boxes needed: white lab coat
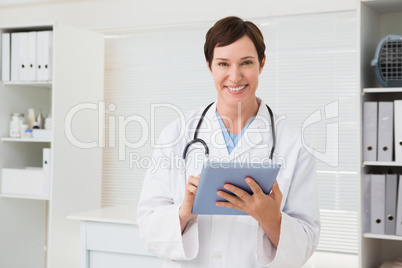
[137,99,320,268]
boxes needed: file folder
[395,101,402,163]
[27,31,37,81]
[385,174,398,235]
[371,174,385,234]
[364,174,372,232]
[396,174,402,236]
[11,32,20,81]
[1,33,10,81]
[18,32,29,81]
[364,102,378,161]
[378,102,393,162]
[43,148,51,197]
[37,31,52,81]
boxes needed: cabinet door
[84,222,163,268]
[86,222,150,255]
[89,251,162,268]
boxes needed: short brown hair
[204,16,266,69]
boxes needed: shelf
[363,161,402,167]
[362,0,402,13]
[363,233,402,241]
[2,81,52,88]
[360,0,402,266]
[0,23,53,32]
[0,22,104,268]
[0,193,49,201]
[1,137,51,143]
[363,88,402,94]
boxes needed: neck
[216,98,259,134]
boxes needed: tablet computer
[192,161,281,215]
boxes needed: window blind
[103,11,358,254]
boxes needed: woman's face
[209,35,265,110]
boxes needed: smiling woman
[102,9,360,266]
[137,16,320,268]
[210,35,265,134]
[205,17,266,133]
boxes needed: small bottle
[24,129,33,138]
[20,124,28,138]
[27,108,36,130]
[9,113,23,138]
[37,110,44,129]
[45,115,52,130]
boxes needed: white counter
[68,204,162,268]
[68,204,138,225]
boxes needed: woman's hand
[216,178,283,248]
[179,174,200,233]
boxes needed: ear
[259,55,266,74]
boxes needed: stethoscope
[182,102,276,164]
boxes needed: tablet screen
[192,161,280,215]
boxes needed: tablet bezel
[192,161,281,215]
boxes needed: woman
[138,16,320,268]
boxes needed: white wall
[0,0,357,30]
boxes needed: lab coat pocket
[236,215,259,240]
[237,215,258,226]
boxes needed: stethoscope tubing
[182,102,276,161]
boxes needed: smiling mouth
[226,85,247,92]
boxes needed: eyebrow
[214,56,256,61]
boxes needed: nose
[229,66,242,83]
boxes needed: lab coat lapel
[198,99,274,162]
[228,101,271,161]
[229,127,263,161]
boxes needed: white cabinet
[360,1,402,267]
[0,23,104,268]
[68,205,163,268]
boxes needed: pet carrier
[371,34,402,87]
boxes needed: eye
[218,62,229,67]
[242,60,253,65]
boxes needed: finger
[216,200,241,210]
[188,176,199,187]
[271,180,280,193]
[185,184,198,195]
[270,181,283,198]
[245,177,264,195]
[217,190,242,206]
[223,184,250,201]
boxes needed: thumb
[184,182,198,205]
[270,181,282,198]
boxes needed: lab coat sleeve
[256,147,320,267]
[137,125,200,261]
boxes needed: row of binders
[365,173,402,236]
[1,31,53,82]
[363,101,402,162]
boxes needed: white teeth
[227,85,246,91]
